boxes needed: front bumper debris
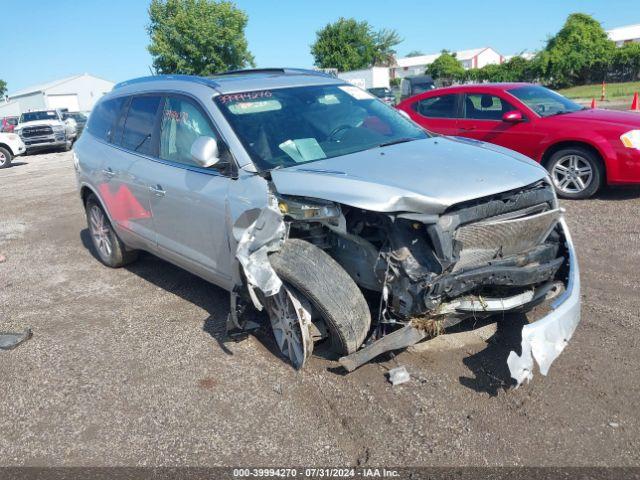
[507,218,581,386]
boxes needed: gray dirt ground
[0,151,639,467]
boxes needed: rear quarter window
[86,97,127,142]
[413,94,459,118]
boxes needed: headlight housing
[620,130,640,149]
[277,195,341,221]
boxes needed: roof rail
[213,68,336,78]
[113,74,220,90]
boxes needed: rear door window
[86,97,126,142]
[121,95,162,155]
[463,94,517,120]
[413,94,460,118]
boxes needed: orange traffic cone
[591,98,597,109]
[631,92,640,111]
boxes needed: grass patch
[559,81,640,100]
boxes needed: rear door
[405,93,461,135]
[456,92,535,156]
[141,94,233,285]
[99,94,161,249]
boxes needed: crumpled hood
[271,137,548,215]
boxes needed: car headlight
[620,130,640,149]
[53,125,64,132]
[277,196,341,221]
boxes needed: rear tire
[269,238,371,355]
[546,147,603,199]
[85,194,138,268]
[0,147,12,169]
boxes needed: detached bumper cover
[507,218,581,386]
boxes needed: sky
[3,0,639,93]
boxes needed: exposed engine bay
[288,181,565,312]
[236,178,578,385]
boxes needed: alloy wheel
[551,154,593,195]
[89,205,113,259]
[265,286,313,369]
[0,151,6,167]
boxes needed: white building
[337,67,390,89]
[391,47,504,79]
[0,73,114,117]
[607,24,640,47]
[503,52,537,62]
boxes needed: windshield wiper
[377,137,417,148]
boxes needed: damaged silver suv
[74,69,581,385]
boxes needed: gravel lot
[1,150,639,467]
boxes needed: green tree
[406,50,424,57]
[611,42,640,81]
[373,28,402,66]
[426,51,465,84]
[147,0,254,76]
[538,13,615,87]
[0,79,6,97]
[311,18,401,71]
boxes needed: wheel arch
[0,142,14,156]
[79,184,117,226]
[541,140,607,183]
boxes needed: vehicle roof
[424,83,533,94]
[113,69,344,95]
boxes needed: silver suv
[74,69,581,385]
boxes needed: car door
[456,92,537,157]
[405,93,462,135]
[97,95,158,250]
[140,94,234,285]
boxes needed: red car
[397,83,640,199]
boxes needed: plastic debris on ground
[0,328,32,350]
[387,366,411,386]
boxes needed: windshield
[64,112,87,121]
[368,87,392,97]
[215,84,428,170]
[20,111,58,123]
[412,83,434,95]
[508,85,584,117]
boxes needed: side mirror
[190,136,220,168]
[502,110,524,123]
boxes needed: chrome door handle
[102,167,116,178]
[149,185,166,197]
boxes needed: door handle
[459,126,476,131]
[102,167,116,178]
[149,185,166,197]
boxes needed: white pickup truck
[14,109,75,153]
[0,132,26,168]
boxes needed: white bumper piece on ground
[507,218,581,386]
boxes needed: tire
[269,238,371,355]
[62,142,72,152]
[0,146,12,169]
[546,147,604,199]
[85,194,138,267]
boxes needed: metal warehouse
[0,73,114,117]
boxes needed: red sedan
[397,83,640,199]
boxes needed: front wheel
[267,239,371,367]
[547,147,603,199]
[0,147,13,169]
